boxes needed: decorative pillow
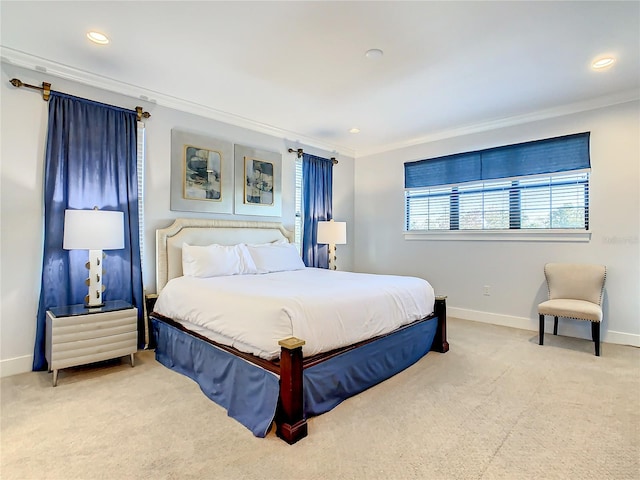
[182,243,257,278]
[245,242,305,274]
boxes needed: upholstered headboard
[156,218,294,293]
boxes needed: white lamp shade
[317,221,347,245]
[63,209,125,250]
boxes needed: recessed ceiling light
[87,31,109,45]
[592,56,615,70]
[365,49,383,60]
[349,128,360,134]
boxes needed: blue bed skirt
[152,316,438,437]
[303,316,438,416]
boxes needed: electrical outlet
[483,285,491,296]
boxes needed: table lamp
[63,208,124,308]
[317,220,347,270]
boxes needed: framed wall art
[234,144,282,217]
[170,129,233,214]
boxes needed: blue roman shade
[404,132,590,188]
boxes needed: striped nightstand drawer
[45,302,138,386]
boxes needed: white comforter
[154,268,435,360]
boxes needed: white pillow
[248,238,289,246]
[182,243,257,278]
[245,242,305,274]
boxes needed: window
[136,120,146,265]
[294,157,303,251]
[404,133,590,234]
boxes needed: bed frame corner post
[432,295,449,353]
[276,337,308,444]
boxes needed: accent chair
[538,263,606,356]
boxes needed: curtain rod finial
[9,78,50,101]
[135,106,151,121]
[287,148,303,158]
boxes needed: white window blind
[294,157,303,251]
[405,172,589,231]
[136,121,146,266]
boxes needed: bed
[150,218,448,444]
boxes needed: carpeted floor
[1,318,639,479]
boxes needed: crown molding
[0,47,356,158]
[356,88,640,157]
[3,46,637,160]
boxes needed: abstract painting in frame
[234,144,282,216]
[170,129,233,214]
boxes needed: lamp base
[85,249,106,308]
[84,298,105,309]
[328,244,337,270]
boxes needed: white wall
[0,64,355,375]
[354,101,640,346]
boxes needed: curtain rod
[287,148,338,164]
[9,78,151,121]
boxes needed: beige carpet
[1,318,639,480]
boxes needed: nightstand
[45,300,138,386]
[145,293,158,320]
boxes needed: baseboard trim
[448,307,640,348]
[0,355,33,378]
[605,330,640,348]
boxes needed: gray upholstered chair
[538,263,607,356]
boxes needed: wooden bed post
[431,296,449,353]
[276,337,308,444]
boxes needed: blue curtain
[33,92,144,371]
[405,132,590,188]
[301,154,333,268]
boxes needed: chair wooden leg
[553,316,558,335]
[539,314,545,345]
[592,321,600,356]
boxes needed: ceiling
[1,1,639,157]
